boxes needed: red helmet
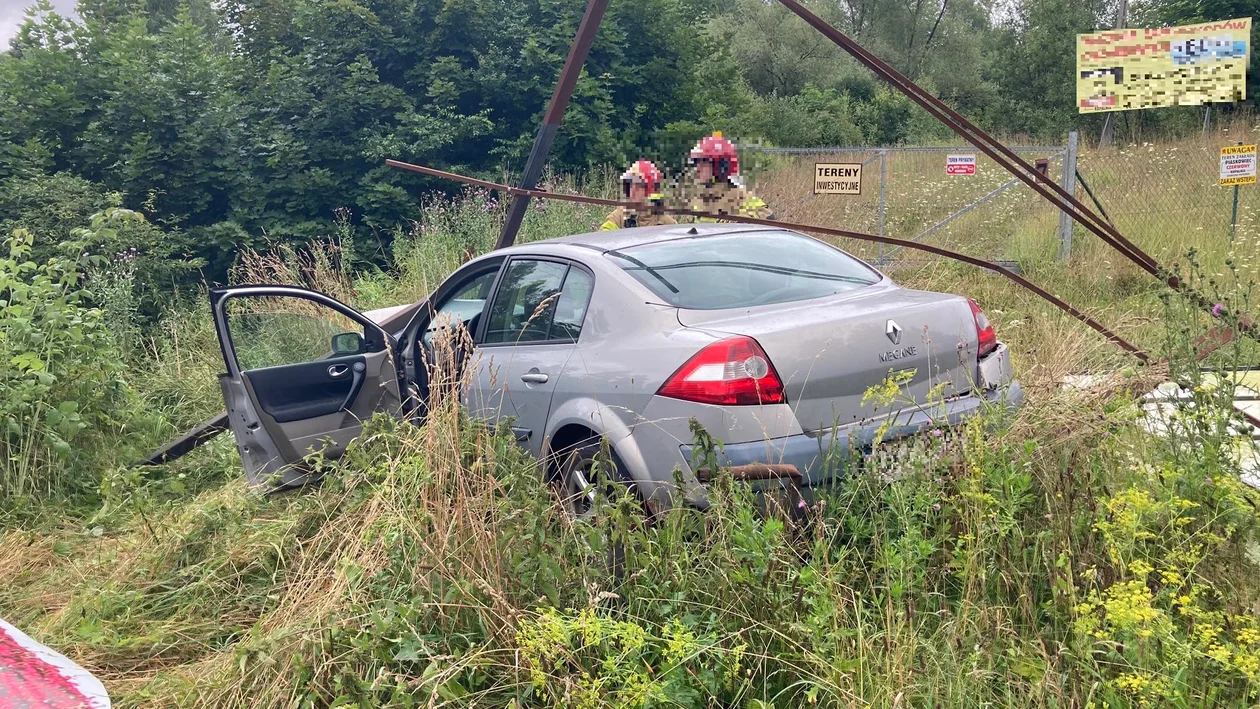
[621,159,663,194]
[689,131,739,180]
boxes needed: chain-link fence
[1073,135,1260,266]
[750,144,1070,267]
[750,132,1260,271]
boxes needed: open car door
[211,286,408,488]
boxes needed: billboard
[1077,18,1252,113]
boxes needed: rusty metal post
[878,150,887,261]
[495,0,609,251]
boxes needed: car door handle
[520,371,549,384]
[328,364,350,378]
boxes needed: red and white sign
[946,154,976,175]
[0,618,111,708]
[1220,144,1257,186]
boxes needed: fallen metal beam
[747,145,1066,154]
[135,413,229,467]
[387,158,1150,363]
[495,0,609,251]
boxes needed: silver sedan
[211,224,1021,512]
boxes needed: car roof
[498,222,789,255]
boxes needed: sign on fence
[946,154,976,176]
[1220,144,1257,186]
[1077,19,1252,113]
[813,163,862,194]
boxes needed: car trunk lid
[676,286,980,435]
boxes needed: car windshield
[606,231,880,310]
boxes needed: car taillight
[657,336,786,406]
[968,299,998,357]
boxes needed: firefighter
[685,132,774,222]
[600,159,676,230]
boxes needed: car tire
[552,438,636,520]
[552,437,645,580]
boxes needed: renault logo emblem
[886,319,902,345]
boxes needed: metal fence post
[1057,131,1079,261]
[1231,141,1243,241]
[878,150,887,261]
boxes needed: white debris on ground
[1064,369,1260,491]
[0,618,111,708]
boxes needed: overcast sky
[1,0,78,48]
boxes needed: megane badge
[886,319,902,345]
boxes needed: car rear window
[606,231,880,310]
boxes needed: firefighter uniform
[601,160,675,230]
[600,194,677,230]
[690,182,774,222]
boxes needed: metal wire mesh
[751,136,1260,275]
[1074,137,1260,264]
[750,145,1069,267]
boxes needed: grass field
[2,131,1260,707]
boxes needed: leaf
[10,351,45,372]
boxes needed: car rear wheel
[553,439,635,520]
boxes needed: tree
[985,0,1110,137]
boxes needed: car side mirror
[331,331,364,355]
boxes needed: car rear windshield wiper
[648,261,875,285]
[606,250,681,294]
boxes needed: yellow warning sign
[814,163,862,195]
[1220,143,1257,186]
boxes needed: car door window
[423,269,498,346]
[484,260,569,344]
[225,295,368,371]
[549,268,594,341]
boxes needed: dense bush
[0,229,142,503]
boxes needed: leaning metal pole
[495,0,609,251]
[773,0,1154,272]
[772,0,1260,343]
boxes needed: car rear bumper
[679,380,1023,490]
